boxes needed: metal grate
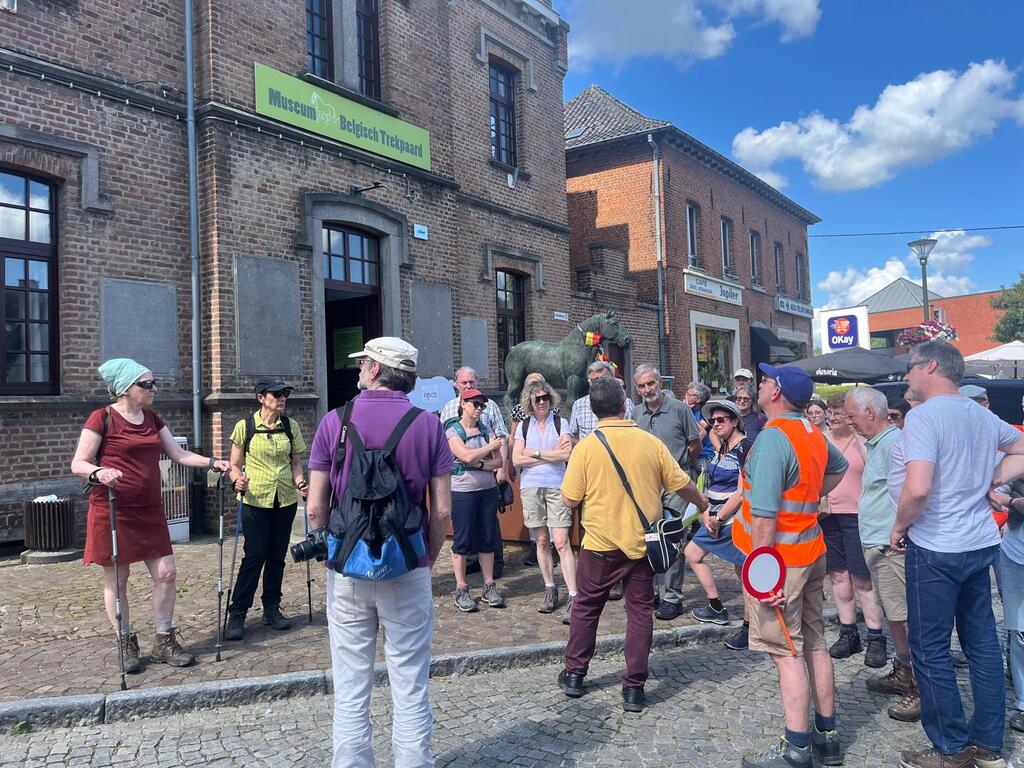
[160,437,190,541]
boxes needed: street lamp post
[908,238,938,322]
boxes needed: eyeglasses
[265,389,292,399]
[906,359,931,374]
[465,400,486,409]
[709,416,733,425]
[734,397,752,403]
[133,379,157,390]
[533,394,551,404]
[357,357,372,369]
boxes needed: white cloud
[813,229,992,312]
[733,60,1024,190]
[560,0,819,69]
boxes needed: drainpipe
[184,0,205,528]
[648,134,668,376]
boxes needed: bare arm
[291,453,308,499]
[71,428,123,486]
[994,454,1024,487]
[820,471,846,497]
[674,481,708,513]
[688,438,702,462]
[229,443,249,492]
[306,468,331,530]
[158,427,230,472]
[447,435,500,464]
[1002,433,1024,456]
[427,473,452,568]
[562,495,580,510]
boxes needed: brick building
[565,86,819,392]
[0,0,655,542]
[864,278,1005,356]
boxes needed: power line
[808,224,1024,238]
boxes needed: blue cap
[758,363,814,405]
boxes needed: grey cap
[702,399,745,431]
[959,384,988,401]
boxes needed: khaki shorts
[521,487,573,529]
[745,556,827,657]
[863,546,907,622]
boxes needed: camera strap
[328,400,355,511]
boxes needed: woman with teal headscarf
[71,358,231,673]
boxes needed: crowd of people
[69,337,1024,768]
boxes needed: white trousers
[327,567,435,768]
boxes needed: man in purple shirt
[306,337,453,768]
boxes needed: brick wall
[869,290,1005,356]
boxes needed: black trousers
[229,499,297,614]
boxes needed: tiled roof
[863,277,944,314]
[564,85,670,150]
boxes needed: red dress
[83,407,173,567]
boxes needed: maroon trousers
[564,548,656,688]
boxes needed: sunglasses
[133,379,157,390]
[709,416,734,425]
[264,389,292,398]
[533,394,551,403]
[906,359,931,374]
[465,400,486,409]
[734,397,752,403]
[887,412,900,421]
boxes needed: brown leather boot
[867,658,915,695]
[150,628,196,667]
[120,632,143,674]
[888,679,921,722]
[898,745,973,768]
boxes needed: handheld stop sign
[742,546,797,657]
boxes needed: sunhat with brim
[348,336,418,372]
[460,388,488,402]
[702,399,745,430]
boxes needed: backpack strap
[94,406,113,463]
[521,417,529,444]
[383,407,423,455]
[333,401,355,472]
[280,414,294,453]
[243,415,256,457]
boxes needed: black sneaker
[724,627,749,650]
[655,600,683,620]
[622,685,645,713]
[263,605,293,631]
[1009,710,1024,733]
[863,634,887,668]
[811,727,843,766]
[558,670,585,698]
[691,603,730,625]
[829,628,862,659]
[224,612,245,641]
[741,738,812,768]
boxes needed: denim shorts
[689,524,746,567]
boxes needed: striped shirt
[230,411,307,508]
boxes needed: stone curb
[2,607,843,730]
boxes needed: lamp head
[908,238,937,265]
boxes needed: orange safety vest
[733,416,828,567]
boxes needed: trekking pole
[223,498,244,636]
[108,485,128,691]
[215,472,226,662]
[303,511,313,624]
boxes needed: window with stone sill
[720,217,734,278]
[306,0,333,80]
[495,269,526,387]
[307,0,382,100]
[749,230,761,285]
[1,170,57,393]
[489,59,518,168]
[774,241,784,293]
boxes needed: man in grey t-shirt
[893,340,1024,768]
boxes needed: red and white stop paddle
[741,546,797,657]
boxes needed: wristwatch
[533,449,541,459]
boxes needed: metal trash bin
[23,497,76,551]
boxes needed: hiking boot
[829,627,862,659]
[741,738,812,768]
[867,658,915,695]
[562,596,573,626]
[811,727,843,766]
[120,632,143,674]
[263,604,293,631]
[607,582,623,601]
[691,603,730,625]
[864,634,888,667]
[482,582,505,608]
[888,684,922,722]
[724,626,749,650]
[1010,710,1024,733]
[558,670,584,698]
[454,587,478,613]
[655,600,683,620]
[622,685,645,713]
[972,747,1007,768]
[224,612,245,641]
[538,585,558,614]
[899,745,973,768]
[150,628,196,667]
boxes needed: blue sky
[553,0,1024,312]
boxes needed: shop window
[686,203,699,268]
[749,230,761,285]
[495,269,525,386]
[774,242,784,293]
[1,171,57,393]
[306,0,333,80]
[322,224,380,290]
[356,0,381,99]
[695,326,733,393]
[720,217,734,277]
[489,60,517,168]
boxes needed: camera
[291,526,329,563]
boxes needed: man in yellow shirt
[559,377,708,713]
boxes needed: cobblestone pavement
[2,642,1021,767]
[0,537,753,701]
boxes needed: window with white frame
[686,203,699,268]
[774,242,784,293]
[720,218,733,276]
[749,230,761,284]
[795,251,805,298]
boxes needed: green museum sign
[253,62,431,170]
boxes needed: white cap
[734,368,754,380]
[349,336,418,372]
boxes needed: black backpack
[242,414,294,457]
[520,414,561,444]
[327,401,426,580]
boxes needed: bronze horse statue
[503,311,633,411]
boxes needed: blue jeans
[906,541,1004,754]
